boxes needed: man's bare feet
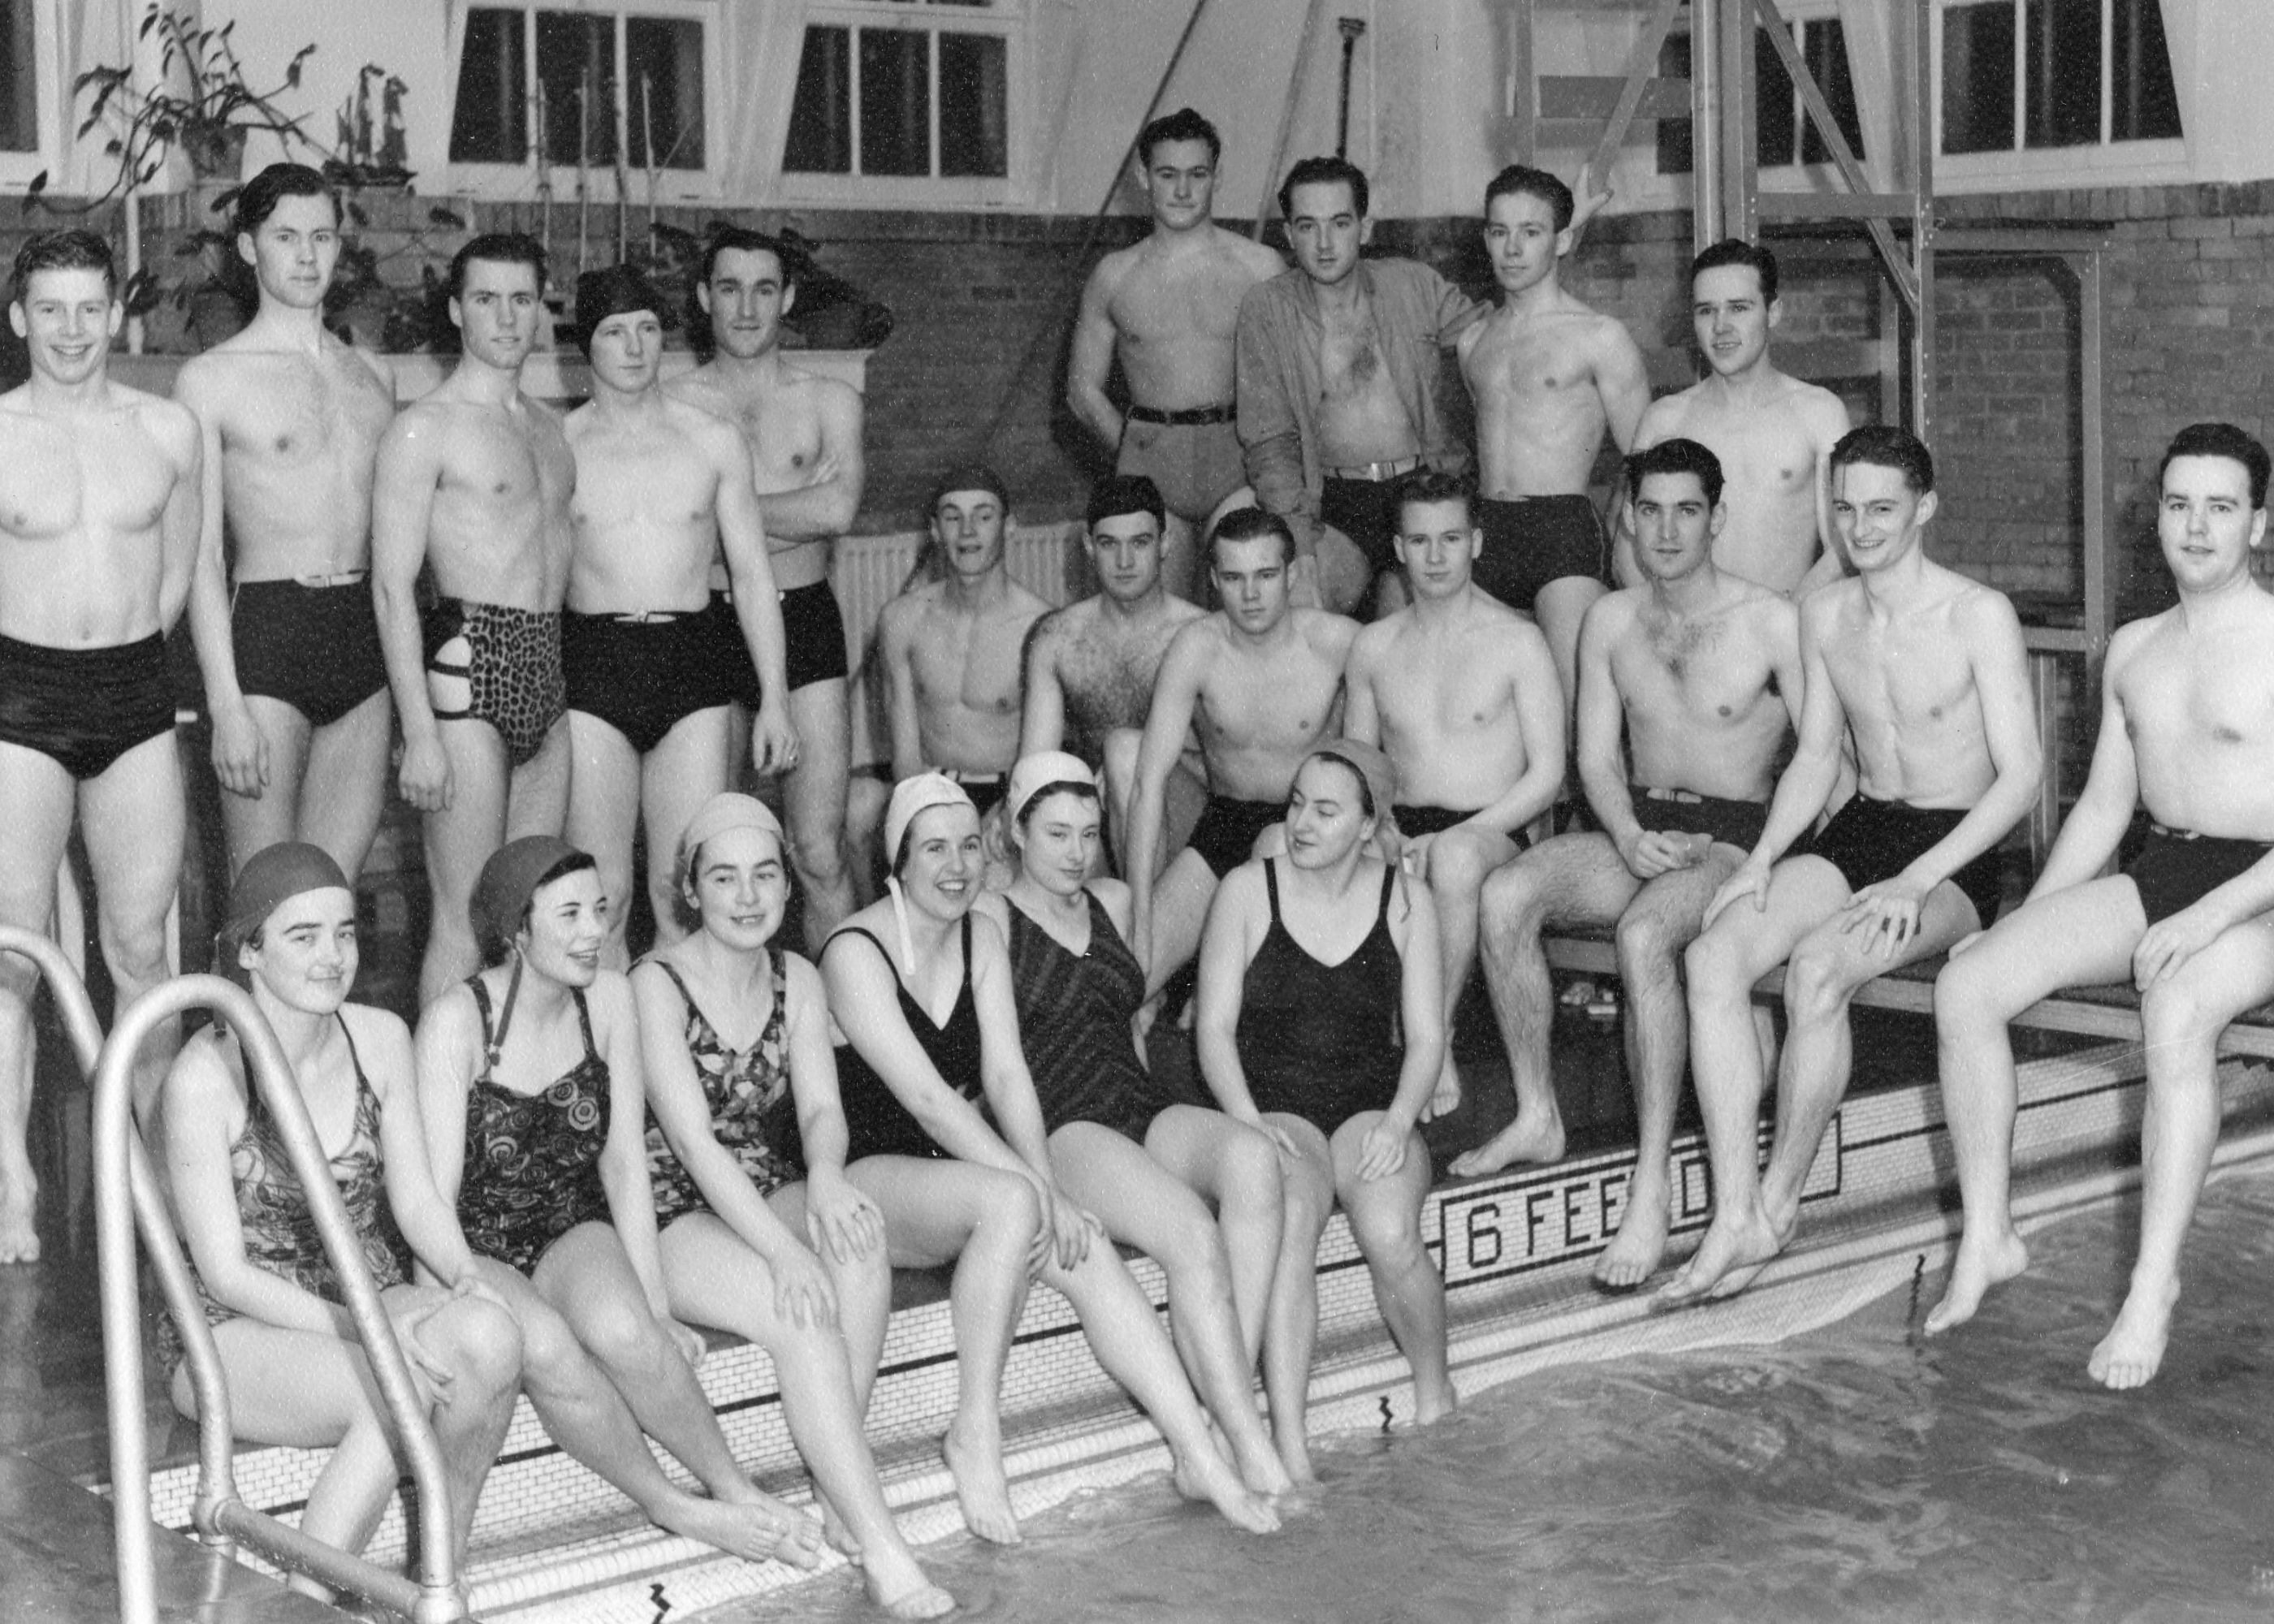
[1923,1227,2029,1337]
[941,1416,1021,1544]
[863,1544,957,1619]
[1593,1170,1671,1290]
[1421,1056,1462,1123]
[667,1492,827,1568]
[2088,1274,2179,1391]
[1655,1198,1790,1307]
[0,1174,39,1264]
[1172,1443,1282,1533]
[1448,1110,1567,1179]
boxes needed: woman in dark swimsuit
[633,793,950,1619]
[823,774,1278,1544]
[975,753,1293,1500]
[415,836,824,1572]
[1195,743,1453,1484]
[162,842,521,1603]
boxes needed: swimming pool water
[702,1161,2274,1623]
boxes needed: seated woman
[974,753,1292,1497]
[415,836,823,1570]
[162,842,523,1603]
[633,793,952,1618]
[1195,742,1454,1484]
[824,774,1280,1543]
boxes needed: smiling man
[0,230,201,1259]
[1930,423,2274,1389]
[1068,110,1285,602]
[373,232,576,1006]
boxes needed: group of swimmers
[2,94,2271,1614]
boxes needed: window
[450,4,710,174]
[784,1,1013,183]
[0,0,60,186]
[1940,0,2180,156]
[1656,11,1865,176]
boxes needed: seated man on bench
[1664,425,2040,1306]
[1931,422,2274,1389]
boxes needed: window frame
[772,0,1027,209]
[0,0,64,191]
[443,0,725,203]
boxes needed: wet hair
[1483,164,1574,233]
[234,162,339,239]
[574,264,667,360]
[478,851,596,965]
[2159,422,2272,510]
[1208,505,1297,568]
[1626,437,1727,509]
[1087,474,1165,533]
[1012,780,1100,833]
[1306,750,1377,820]
[1691,237,1779,305]
[1395,468,1473,531]
[1278,155,1369,222]
[1139,107,1222,170]
[700,226,796,292]
[12,230,117,302]
[448,231,547,300]
[1830,425,1935,497]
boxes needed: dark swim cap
[471,836,591,960]
[575,264,668,359]
[218,841,352,960]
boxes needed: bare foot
[0,1176,39,1265]
[2088,1275,2179,1391]
[1412,1379,1456,1427]
[667,1492,827,1569]
[941,1418,1020,1544]
[1273,1421,1317,1489]
[1227,1428,1296,1498]
[1655,1200,1788,1307]
[1593,1170,1671,1290]
[1448,1110,1567,1179]
[1923,1228,2029,1337]
[816,1493,862,1565]
[1173,1444,1281,1533]
[863,1543,956,1619]
[1420,1056,1461,1124]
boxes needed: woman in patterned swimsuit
[414,836,825,1571]
[161,842,521,1604]
[974,754,1295,1500]
[822,774,1279,1544]
[632,793,950,1619]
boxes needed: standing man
[1235,156,1488,615]
[670,228,866,948]
[176,163,398,880]
[373,234,574,1007]
[1458,164,1652,710]
[561,266,794,965]
[1664,426,2039,1305]
[1629,240,1850,595]
[1931,423,2274,1389]
[874,468,1051,816]
[1020,474,1208,870]
[0,230,201,1259]
[1067,108,1286,602]
[1456,441,1801,1291]
[1343,470,1564,1115]
[1128,508,1360,982]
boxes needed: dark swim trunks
[423,598,566,769]
[1475,495,1610,611]
[1391,804,1529,850]
[562,609,735,755]
[1809,793,2005,927]
[780,580,852,692]
[947,771,1008,818]
[1321,473,1412,576]
[231,577,389,729]
[1632,784,1770,854]
[1189,793,1285,878]
[1118,409,1245,525]
[0,631,175,780]
[2125,823,2274,926]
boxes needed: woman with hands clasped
[1195,743,1455,1485]
[631,793,951,1618]
[822,774,1280,1545]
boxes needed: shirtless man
[1931,423,2274,1389]
[1458,164,1651,709]
[561,266,794,965]
[669,228,865,948]
[373,234,574,1007]
[1236,156,1487,616]
[875,468,1051,816]
[1628,240,1850,595]
[176,164,397,879]
[1020,474,1208,871]
[1129,508,1360,982]
[1067,108,1286,602]
[1343,469,1563,1115]
[0,231,201,1259]
[1458,441,1803,1289]
[1663,425,2040,1305]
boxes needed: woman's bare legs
[1330,1112,1453,1424]
[771,1181,893,1411]
[1259,1112,1338,1487]
[1143,1105,1286,1363]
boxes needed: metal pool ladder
[63,944,469,1623]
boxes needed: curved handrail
[93,973,467,1624]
